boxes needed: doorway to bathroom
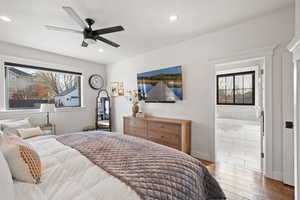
[215,59,264,172]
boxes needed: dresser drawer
[148,130,179,146]
[123,116,191,154]
[125,127,147,138]
[148,121,180,135]
[124,117,146,129]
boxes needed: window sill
[0,107,88,115]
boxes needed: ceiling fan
[45,6,125,48]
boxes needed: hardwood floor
[200,160,294,200]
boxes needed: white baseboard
[191,151,212,162]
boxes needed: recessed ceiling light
[0,16,12,22]
[98,48,104,53]
[169,15,178,22]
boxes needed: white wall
[216,106,258,121]
[0,41,106,134]
[107,7,294,180]
[296,0,300,37]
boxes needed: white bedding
[14,136,140,200]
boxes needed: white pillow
[1,137,41,184]
[0,151,15,200]
[2,118,32,137]
[0,118,19,131]
[17,127,43,139]
[25,135,56,142]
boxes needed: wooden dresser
[123,116,191,154]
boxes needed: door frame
[209,45,277,179]
[282,52,294,186]
[295,59,300,200]
[288,36,300,200]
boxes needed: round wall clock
[89,74,104,90]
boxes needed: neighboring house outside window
[5,62,82,110]
[217,71,255,105]
[8,68,35,98]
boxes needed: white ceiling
[0,0,293,64]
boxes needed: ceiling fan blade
[96,36,120,48]
[93,26,125,35]
[45,25,82,34]
[62,6,87,29]
[81,41,88,47]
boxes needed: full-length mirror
[96,89,111,132]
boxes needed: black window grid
[216,71,255,106]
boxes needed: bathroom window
[217,71,255,105]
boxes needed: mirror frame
[96,89,112,132]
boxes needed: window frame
[216,70,255,106]
[4,62,82,110]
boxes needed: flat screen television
[137,66,183,103]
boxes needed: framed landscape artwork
[137,66,183,103]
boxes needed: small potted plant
[125,90,139,117]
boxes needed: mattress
[14,136,140,200]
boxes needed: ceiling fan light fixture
[98,48,104,53]
[84,38,96,45]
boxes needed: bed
[4,131,225,200]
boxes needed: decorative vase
[132,103,139,117]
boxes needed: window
[5,62,82,110]
[217,71,255,105]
